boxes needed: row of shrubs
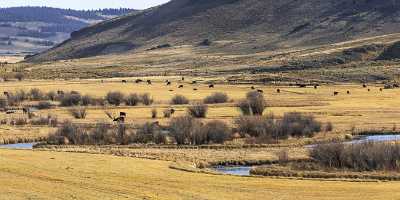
[48,111,329,145]
[235,112,330,143]
[0,115,58,127]
[1,88,230,108]
[48,117,232,145]
[171,92,229,105]
[310,142,400,171]
[0,88,156,108]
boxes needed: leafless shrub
[201,120,232,144]
[171,94,189,105]
[133,122,166,144]
[81,95,94,106]
[0,97,7,109]
[36,101,52,110]
[29,88,45,100]
[46,91,57,101]
[30,115,54,126]
[187,103,208,118]
[141,93,153,105]
[125,93,140,106]
[60,92,82,107]
[169,116,201,145]
[69,107,87,119]
[14,72,24,81]
[106,91,124,106]
[310,142,400,171]
[10,118,28,126]
[235,113,324,143]
[276,149,289,163]
[48,121,84,145]
[237,91,266,115]
[204,92,228,104]
[280,112,321,137]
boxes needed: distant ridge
[0,7,137,54]
[27,0,400,62]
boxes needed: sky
[0,0,171,10]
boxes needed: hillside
[27,0,400,62]
[0,7,136,55]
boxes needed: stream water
[0,143,36,149]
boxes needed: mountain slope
[0,7,136,54]
[27,0,400,62]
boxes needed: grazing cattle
[169,89,174,92]
[3,91,9,97]
[363,84,367,88]
[334,91,339,96]
[314,85,318,89]
[277,89,281,93]
[193,88,198,91]
[251,86,255,90]
[257,89,264,93]
[347,91,351,94]
[6,110,16,114]
[135,79,143,83]
[170,108,176,115]
[192,81,197,84]
[368,89,371,92]
[380,88,383,92]
[209,84,214,88]
[147,80,152,85]
[122,80,127,83]
[23,108,28,114]
[120,112,127,117]
[299,84,307,88]
[394,83,399,88]
[178,85,184,88]
[57,90,64,95]
[182,77,185,81]
[166,81,171,86]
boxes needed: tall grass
[310,142,400,171]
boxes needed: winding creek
[0,143,36,150]
[214,134,400,176]
[2,135,400,175]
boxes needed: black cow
[257,89,264,93]
[166,81,171,86]
[334,91,339,96]
[347,91,351,95]
[147,80,152,85]
[251,86,255,90]
[120,112,127,117]
[178,85,184,88]
[277,89,281,93]
[209,84,214,88]
[193,88,198,91]
[122,80,127,83]
[135,79,143,83]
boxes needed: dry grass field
[1,149,400,200]
[0,78,397,132]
